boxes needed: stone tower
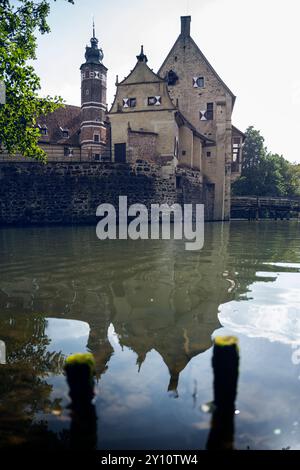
[80,23,108,159]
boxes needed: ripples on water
[0,221,300,449]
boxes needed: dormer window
[60,128,69,138]
[193,76,204,88]
[38,124,48,136]
[123,98,136,108]
[147,96,161,106]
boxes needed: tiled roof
[175,111,215,145]
[37,104,81,146]
[232,125,246,139]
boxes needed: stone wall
[0,161,173,225]
[0,161,212,226]
[176,166,214,220]
[127,130,158,162]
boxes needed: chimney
[181,16,191,37]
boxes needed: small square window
[193,76,204,88]
[182,150,186,156]
[129,98,136,108]
[62,130,69,138]
[94,154,100,161]
[148,96,161,106]
[200,103,214,121]
[122,97,136,108]
[94,134,100,143]
[64,147,73,157]
[207,151,211,157]
[148,96,156,106]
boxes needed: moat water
[0,221,300,450]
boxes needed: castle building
[0,16,244,221]
[108,16,244,220]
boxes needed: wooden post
[65,353,97,449]
[65,353,96,408]
[206,336,239,450]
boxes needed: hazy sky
[32,0,300,162]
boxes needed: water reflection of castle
[0,222,289,393]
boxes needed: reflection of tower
[80,22,108,160]
[87,324,114,381]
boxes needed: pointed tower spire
[136,351,147,372]
[93,18,95,38]
[90,19,99,51]
[84,21,103,63]
[136,45,148,63]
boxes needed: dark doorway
[114,143,126,162]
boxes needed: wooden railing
[231,196,300,219]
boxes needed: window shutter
[200,110,207,121]
[193,76,204,88]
